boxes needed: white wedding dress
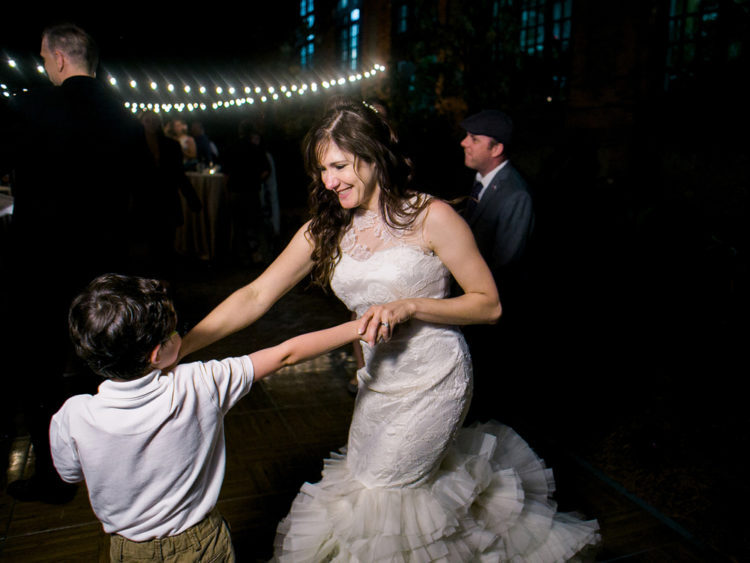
[274,202,599,562]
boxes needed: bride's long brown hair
[304,97,429,287]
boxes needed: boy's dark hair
[69,274,177,380]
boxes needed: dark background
[2,4,749,559]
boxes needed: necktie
[464,181,483,218]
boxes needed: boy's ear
[149,343,163,366]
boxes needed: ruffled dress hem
[273,421,600,562]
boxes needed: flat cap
[460,110,513,145]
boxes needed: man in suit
[458,110,535,427]
[0,23,150,502]
[460,110,534,291]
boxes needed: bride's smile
[319,141,380,211]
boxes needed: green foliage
[388,0,524,129]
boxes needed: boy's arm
[49,411,85,484]
[249,320,361,381]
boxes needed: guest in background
[0,22,152,503]
[190,121,220,169]
[222,120,270,265]
[137,111,202,282]
[164,118,198,170]
[251,130,281,254]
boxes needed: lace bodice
[332,204,450,317]
[339,207,432,261]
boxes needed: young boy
[49,273,360,562]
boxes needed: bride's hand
[358,300,416,346]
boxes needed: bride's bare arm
[179,222,316,359]
[359,199,501,345]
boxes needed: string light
[0,59,387,113]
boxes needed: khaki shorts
[109,507,235,562]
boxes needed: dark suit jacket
[464,161,534,301]
[2,75,151,285]
[0,75,153,361]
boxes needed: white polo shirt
[49,356,254,541]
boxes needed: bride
[179,98,599,561]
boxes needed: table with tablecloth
[175,172,230,262]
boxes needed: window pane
[669,19,681,42]
[702,0,719,10]
[684,15,695,40]
[685,42,696,64]
[399,5,408,33]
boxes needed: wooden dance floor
[0,261,728,562]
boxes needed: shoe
[7,475,78,504]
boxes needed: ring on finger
[380,321,390,328]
